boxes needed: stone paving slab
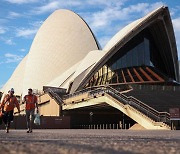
[0,129,180,154]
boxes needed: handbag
[34,113,40,125]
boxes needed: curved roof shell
[70,50,105,93]
[47,61,81,89]
[1,55,28,96]
[47,50,105,91]
[73,6,179,92]
[1,6,179,96]
[1,9,100,96]
[22,9,99,95]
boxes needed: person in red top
[0,88,20,133]
[23,88,38,133]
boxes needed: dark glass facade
[109,37,151,70]
[84,29,171,88]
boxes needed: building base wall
[0,116,70,129]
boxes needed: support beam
[133,68,144,82]
[127,69,135,82]
[121,70,126,83]
[139,67,153,81]
[146,67,164,82]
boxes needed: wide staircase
[62,85,171,130]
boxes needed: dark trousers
[3,110,14,128]
[26,109,35,130]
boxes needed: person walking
[0,88,20,133]
[23,88,38,133]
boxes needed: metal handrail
[105,86,170,123]
[63,85,170,124]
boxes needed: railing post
[119,121,122,129]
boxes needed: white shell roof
[103,6,164,52]
[70,50,105,93]
[1,9,99,96]
[1,55,28,96]
[22,9,99,95]
[73,6,174,91]
[47,50,105,91]
[47,61,81,89]
[2,6,178,96]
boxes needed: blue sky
[0,0,180,88]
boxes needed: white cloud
[5,39,15,45]
[16,28,38,38]
[172,17,180,59]
[32,1,61,14]
[31,1,80,14]
[99,36,112,48]
[4,53,23,63]
[173,17,180,32]
[30,20,43,27]
[87,0,126,7]
[142,2,165,15]
[20,48,26,52]
[85,2,164,31]
[16,20,43,38]
[0,37,15,45]
[83,2,165,48]
[8,11,22,18]
[169,6,180,17]
[31,0,126,15]
[0,27,7,34]
[4,0,39,4]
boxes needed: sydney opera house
[1,6,180,130]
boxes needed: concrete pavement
[0,129,180,154]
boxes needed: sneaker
[26,130,30,133]
[6,128,9,133]
[30,130,33,133]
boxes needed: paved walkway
[0,129,180,154]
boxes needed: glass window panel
[126,50,132,67]
[117,58,122,69]
[122,54,126,68]
[137,42,144,65]
[144,38,150,66]
[83,35,155,88]
[132,47,138,66]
